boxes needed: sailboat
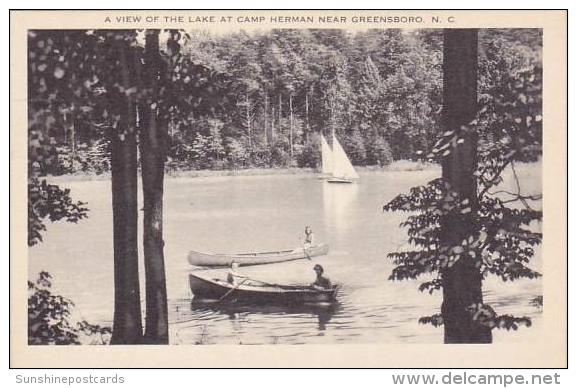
[320,133,334,178]
[319,133,359,184]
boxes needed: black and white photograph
[10,9,567,368]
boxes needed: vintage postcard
[10,10,567,368]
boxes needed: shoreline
[41,159,541,184]
[44,160,441,183]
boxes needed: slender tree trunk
[305,92,309,142]
[271,106,275,144]
[289,93,294,160]
[440,29,492,344]
[139,30,169,344]
[110,40,143,345]
[330,97,336,139]
[246,94,252,150]
[264,93,268,146]
[69,112,76,172]
[169,118,175,138]
[278,94,282,134]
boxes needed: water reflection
[322,181,359,233]
[190,300,339,332]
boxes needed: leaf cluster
[28,272,111,345]
[384,36,542,329]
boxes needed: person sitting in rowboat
[303,225,314,249]
[227,261,247,286]
[311,264,332,290]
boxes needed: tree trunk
[289,93,294,160]
[330,97,336,139]
[69,112,76,172]
[278,94,282,134]
[271,106,275,144]
[139,30,169,344]
[109,40,143,345]
[440,29,492,344]
[264,93,268,145]
[305,92,309,142]
[246,94,252,150]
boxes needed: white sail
[320,134,333,175]
[332,134,359,180]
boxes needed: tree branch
[478,149,517,198]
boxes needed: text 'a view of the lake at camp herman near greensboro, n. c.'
[107,14,443,25]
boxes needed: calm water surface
[29,167,542,344]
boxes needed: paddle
[217,278,248,303]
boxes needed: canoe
[188,272,339,305]
[187,243,329,267]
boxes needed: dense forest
[30,28,541,175]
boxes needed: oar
[217,278,248,303]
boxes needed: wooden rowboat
[187,243,329,267]
[188,272,339,305]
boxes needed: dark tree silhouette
[107,36,143,344]
[139,30,169,344]
[440,29,492,344]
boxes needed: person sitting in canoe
[227,261,247,285]
[311,264,332,290]
[303,225,314,249]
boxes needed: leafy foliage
[28,272,111,345]
[384,34,542,331]
[418,303,533,331]
[530,295,543,309]
[28,177,88,246]
[28,127,88,246]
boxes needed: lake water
[29,166,542,344]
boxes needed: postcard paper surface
[10,10,566,368]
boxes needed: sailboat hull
[327,177,354,184]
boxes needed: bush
[28,272,111,345]
[269,139,291,167]
[386,159,439,171]
[295,138,320,168]
[53,140,111,175]
[343,130,367,166]
[192,133,215,169]
[167,141,195,171]
[366,135,393,166]
[226,138,249,168]
[250,142,272,168]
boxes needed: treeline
[32,28,541,175]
